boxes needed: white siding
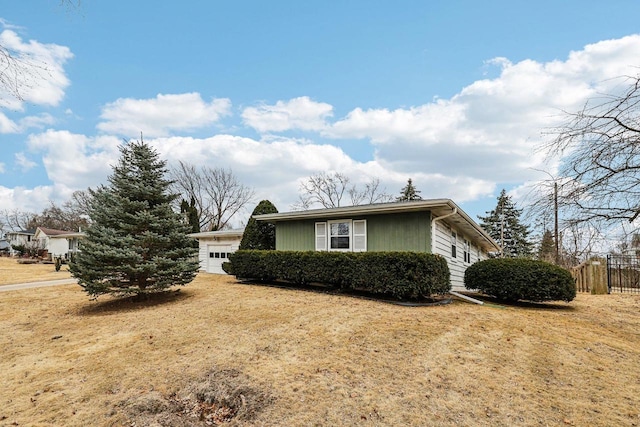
[48,237,69,258]
[433,221,490,290]
[197,237,241,274]
[433,222,462,289]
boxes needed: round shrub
[464,258,576,302]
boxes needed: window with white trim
[315,219,366,252]
[330,220,351,250]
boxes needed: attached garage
[189,229,244,274]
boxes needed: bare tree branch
[1,208,36,231]
[0,1,80,103]
[541,74,640,230]
[349,177,393,205]
[294,172,392,210]
[170,161,254,231]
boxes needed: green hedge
[223,250,450,300]
[464,258,576,302]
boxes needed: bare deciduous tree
[170,161,254,231]
[542,74,640,229]
[1,1,80,103]
[525,173,610,266]
[350,177,393,206]
[67,189,92,219]
[27,199,90,231]
[1,208,35,232]
[293,172,392,210]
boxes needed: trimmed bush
[224,250,450,300]
[464,258,576,302]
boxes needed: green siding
[366,211,431,252]
[274,211,432,253]
[275,220,316,251]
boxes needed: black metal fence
[607,254,640,294]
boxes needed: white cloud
[324,34,640,197]
[0,112,19,133]
[0,19,23,31]
[6,34,640,222]
[18,113,55,130]
[242,96,333,133]
[27,130,121,189]
[0,112,56,134]
[326,100,467,143]
[97,93,232,137]
[14,152,37,172]
[0,184,56,213]
[0,29,73,110]
[148,134,495,218]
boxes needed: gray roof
[189,228,245,239]
[6,229,35,236]
[254,199,500,252]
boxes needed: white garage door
[206,245,233,274]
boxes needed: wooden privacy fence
[571,258,608,294]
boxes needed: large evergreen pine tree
[70,140,199,298]
[396,178,423,202]
[478,189,533,258]
[239,200,278,250]
[180,196,200,233]
[537,230,556,263]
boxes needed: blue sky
[2,1,640,228]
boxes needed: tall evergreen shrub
[70,140,199,298]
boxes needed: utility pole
[500,204,505,258]
[554,181,559,265]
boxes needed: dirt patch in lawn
[0,256,71,285]
[1,273,639,426]
[122,367,273,426]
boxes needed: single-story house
[253,199,500,290]
[33,227,85,260]
[189,229,245,274]
[6,229,36,256]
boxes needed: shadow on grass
[458,291,577,311]
[77,288,194,316]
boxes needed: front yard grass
[0,271,639,426]
[0,257,71,285]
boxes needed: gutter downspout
[430,206,486,305]
[430,206,457,253]
[429,205,496,306]
[450,290,484,305]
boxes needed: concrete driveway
[0,278,77,292]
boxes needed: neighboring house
[0,238,10,254]
[33,227,85,260]
[254,199,500,290]
[6,229,36,256]
[189,229,245,274]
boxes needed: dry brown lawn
[1,263,639,426]
[0,257,71,285]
